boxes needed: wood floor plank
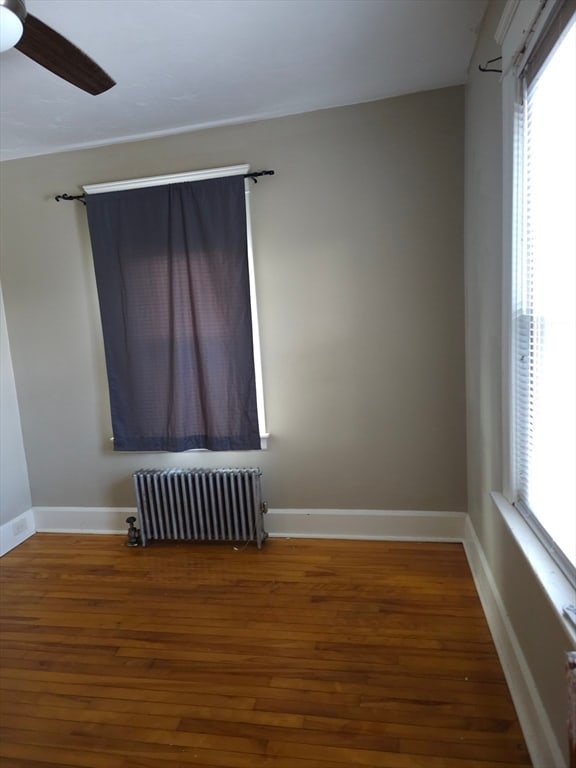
[0,534,532,767]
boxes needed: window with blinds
[513,2,576,579]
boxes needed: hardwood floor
[0,534,532,767]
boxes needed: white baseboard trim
[463,516,566,768]
[33,506,135,534]
[29,507,466,541]
[266,508,467,541]
[31,506,467,541]
[0,509,36,556]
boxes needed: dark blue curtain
[86,175,260,451]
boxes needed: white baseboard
[266,508,467,541]
[463,516,566,768]
[33,506,135,534]
[31,506,467,541]
[0,509,36,556]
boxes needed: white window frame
[84,164,269,449]
[497,0,576,636]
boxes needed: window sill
[491,492,576,642]
[109,435,269,451]
[182,435,269,451]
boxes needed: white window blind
[513,6,576,576]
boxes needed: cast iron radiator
[133,468,267,548]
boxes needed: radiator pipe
[125,516,141,547]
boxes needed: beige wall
[0,283,32,525]
[464,2,571,761]
[0,87,466,511]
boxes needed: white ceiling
[0,0,487,162]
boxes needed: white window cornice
[83,164,250,195]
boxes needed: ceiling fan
[0,0,115,95]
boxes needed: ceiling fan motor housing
[1,0,26,22]
[0,0,25,51]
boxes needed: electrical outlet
[12,518,28,536]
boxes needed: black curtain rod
[54,170,275,205]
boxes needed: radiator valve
[125,516,141,547]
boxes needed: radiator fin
[133,469,266,549]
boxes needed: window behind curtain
[513,2,576,575]
[86,174,261,452]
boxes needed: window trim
[84,164,269,449]
[491,493,576,641]
[498,0,576,624]
[498,0,558,503]
[83,164,251,195]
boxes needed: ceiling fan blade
[14,13,115,95]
